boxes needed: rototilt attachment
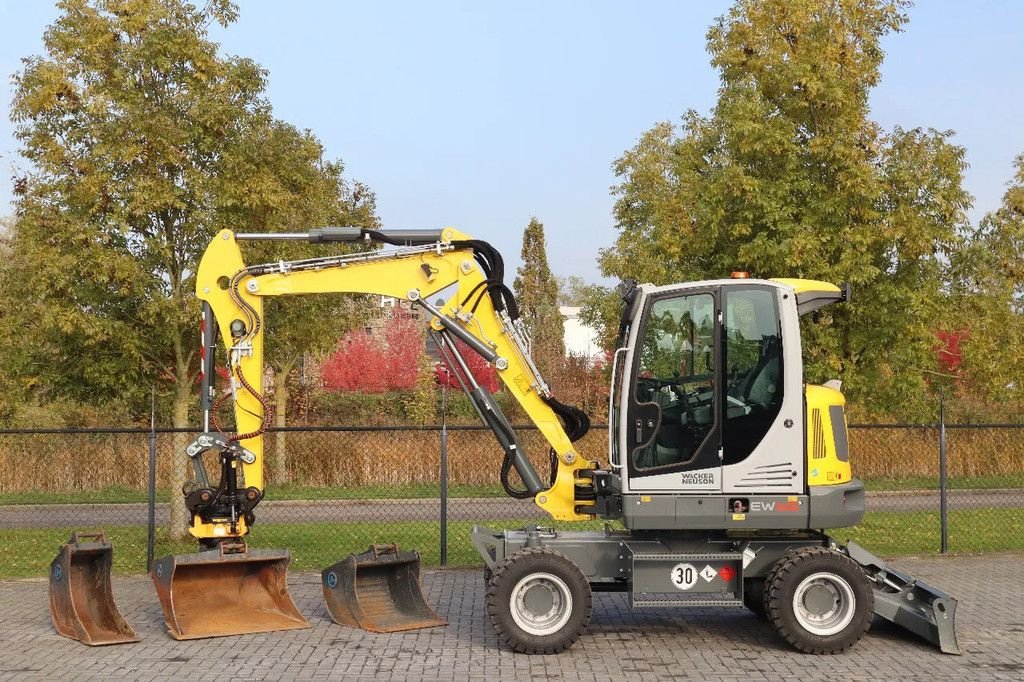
[322,544,447,633]
[845,542,961,655]
[151,541,309,640]
[49,531,139,646]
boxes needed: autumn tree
[322,315,425,394]
[513,218,565,376]
[948,154,1024,408]
[4,0,375,534]
[556,275,593,307]
[599,0,971,419]
[228,121,379,483]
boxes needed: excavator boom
[150,226,593,639]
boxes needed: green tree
[949,155,1024,408]
[225,121,379,484]
[5,0,375,534]
[600,0,971,419]
[513,218,565,376]
[0,217,17,424]
[556,275,591,307]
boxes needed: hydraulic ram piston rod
[235,228,446,245]
[413,295,500,364]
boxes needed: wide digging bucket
[49,531,139,646]
[322,544,446,633]
[151,544,309,640]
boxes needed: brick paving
[1,554,1022,681]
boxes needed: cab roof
[639,277,850,315]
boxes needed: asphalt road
[0,489,1014,529]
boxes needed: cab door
[621,286,722,492]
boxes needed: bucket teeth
[322,544,447,634]
[151,544,309,640]
[49,532,139,646]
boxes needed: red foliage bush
[433,339,501,393]
[934,329,966,375]
[322,316,424,393]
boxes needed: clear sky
[2,1,1022,283]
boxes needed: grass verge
[1,508,1020,580]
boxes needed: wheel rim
[792,571,856,636]
[509,571,573,636]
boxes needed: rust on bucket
[322,544,446,633]
[151,542,309,640]
[49,531,139,646]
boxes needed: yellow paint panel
[188,516,249,539]
[805,384,852,487]
[770,278,841,295]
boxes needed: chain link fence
[0,420,1021,577]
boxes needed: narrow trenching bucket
[322,544,446,633]
[49,532,139,646]
[151,543,309,640]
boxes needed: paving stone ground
[1,553,1022,681]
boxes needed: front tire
[485,547,592,654]
[764,546,873,654]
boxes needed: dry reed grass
[0,425,1021,494]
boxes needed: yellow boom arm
[189,227,594,541]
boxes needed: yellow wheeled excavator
[51,226,960,655]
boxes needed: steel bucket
[49,531,139,646]
[151,543,309,640]
[322,544,446,633]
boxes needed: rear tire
[485,547,592,654]
[764,546,873,654]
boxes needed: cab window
[722,287,783,465]
[632,293,716,469]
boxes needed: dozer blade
[49,532,139,646]
[322,544,447,633]
[151,543,309,640]
[845,541,961,655]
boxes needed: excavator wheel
[764,546,873,654]
[486,547,591,654]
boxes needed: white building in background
[560,306,602,362]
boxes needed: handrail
[608,347,628,469]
